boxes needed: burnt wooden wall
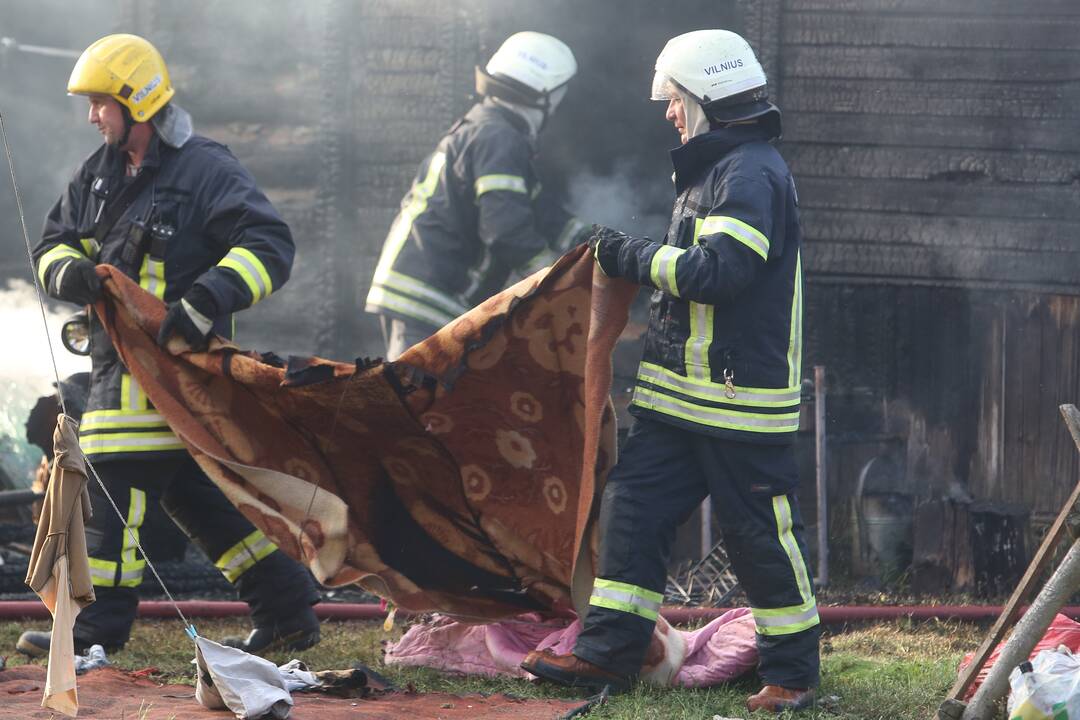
[120,0,477,360]
[765,0,1080,588]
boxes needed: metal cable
[2,109,197,638]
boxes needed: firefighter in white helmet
[365,31,589,359]
[523,30,819,713]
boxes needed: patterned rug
[95,245,637,620]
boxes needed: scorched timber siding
[774,0,1080,590]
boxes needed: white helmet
[476,32,577,111]
[651,29,767,105]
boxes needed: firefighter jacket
[34,125,294,462]
[365,100,588,331]
[598,122,803,443]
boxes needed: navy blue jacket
[365,101,587,331]
[595,123,803,443]
[34,126,294,461]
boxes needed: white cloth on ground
[194,636,293,719]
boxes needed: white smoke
[566,157,672,242]
[0,279,89,485]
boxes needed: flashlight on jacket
[61,309,90,356]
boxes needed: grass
[0,617,991,719]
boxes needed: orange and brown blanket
[94,246,638,621]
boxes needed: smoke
[0,279,89,485]
[566,158,672,242]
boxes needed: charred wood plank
[785,113,1080,153]
[786,144,1080,184]
[911,500,973,594]
[784,46,1080,82]
[784,12,1080,50]
[802,241,1080,291]
[796,177,1080,222]
[783,78,1079,120]
[801,209,1080,254]
[784,0,1080,16]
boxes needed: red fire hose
[0,601,1077,623]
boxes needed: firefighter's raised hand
[587,224,631,278]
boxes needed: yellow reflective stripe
[383,270,469,318]
[650,245,684,297]
[773,495,815,603]
[751,597,820,636]
[370,151,447,297]
[637,363,801,407]
[589,578,663,621]
[699,215,769,261]
[139,256,167,300]
[365,285,455,329]
[81,410,169,431]
[215,529,278,582]
[117,560,146,588]
[632,386,800,433]
[89,557,118,586]
[219,247,273,303]
[474,174,527,197]
[120,374,149,412]
[684,301,714,381]
[121,488,147,566]
[81,432,185,455]
[37,244,85,287]
[79,237,100,260]
[787,251,803,387]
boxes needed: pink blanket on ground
[385,608,759,687]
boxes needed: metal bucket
[860,492,913,580]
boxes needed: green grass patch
[0,617,991,719]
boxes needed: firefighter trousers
[573,416,821,688]
[76,456,320,647]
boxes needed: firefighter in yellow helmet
[22,34,320,658]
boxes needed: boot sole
[243,628,321,656]
[746,693,817,713]
[521,658,630,694]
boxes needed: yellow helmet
[67,34,174,122]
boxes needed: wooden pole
[815,366,828,588]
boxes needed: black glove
[587,224,632,277]
[55,258,102,305]
[157,284,218,352]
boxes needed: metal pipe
[814,365,829,587]
[962,539,1080,720]
[700,499,712,560]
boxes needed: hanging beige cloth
[25,413,95,717]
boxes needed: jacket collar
[87,131,168,179]
[670,122,774,194]
[464,100,533,144]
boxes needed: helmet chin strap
[116,105,136,150]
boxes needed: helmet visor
[650,71,680,101]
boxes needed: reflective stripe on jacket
[605,123,803,443]
[34,124,294,461]
[365,100,587,331]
